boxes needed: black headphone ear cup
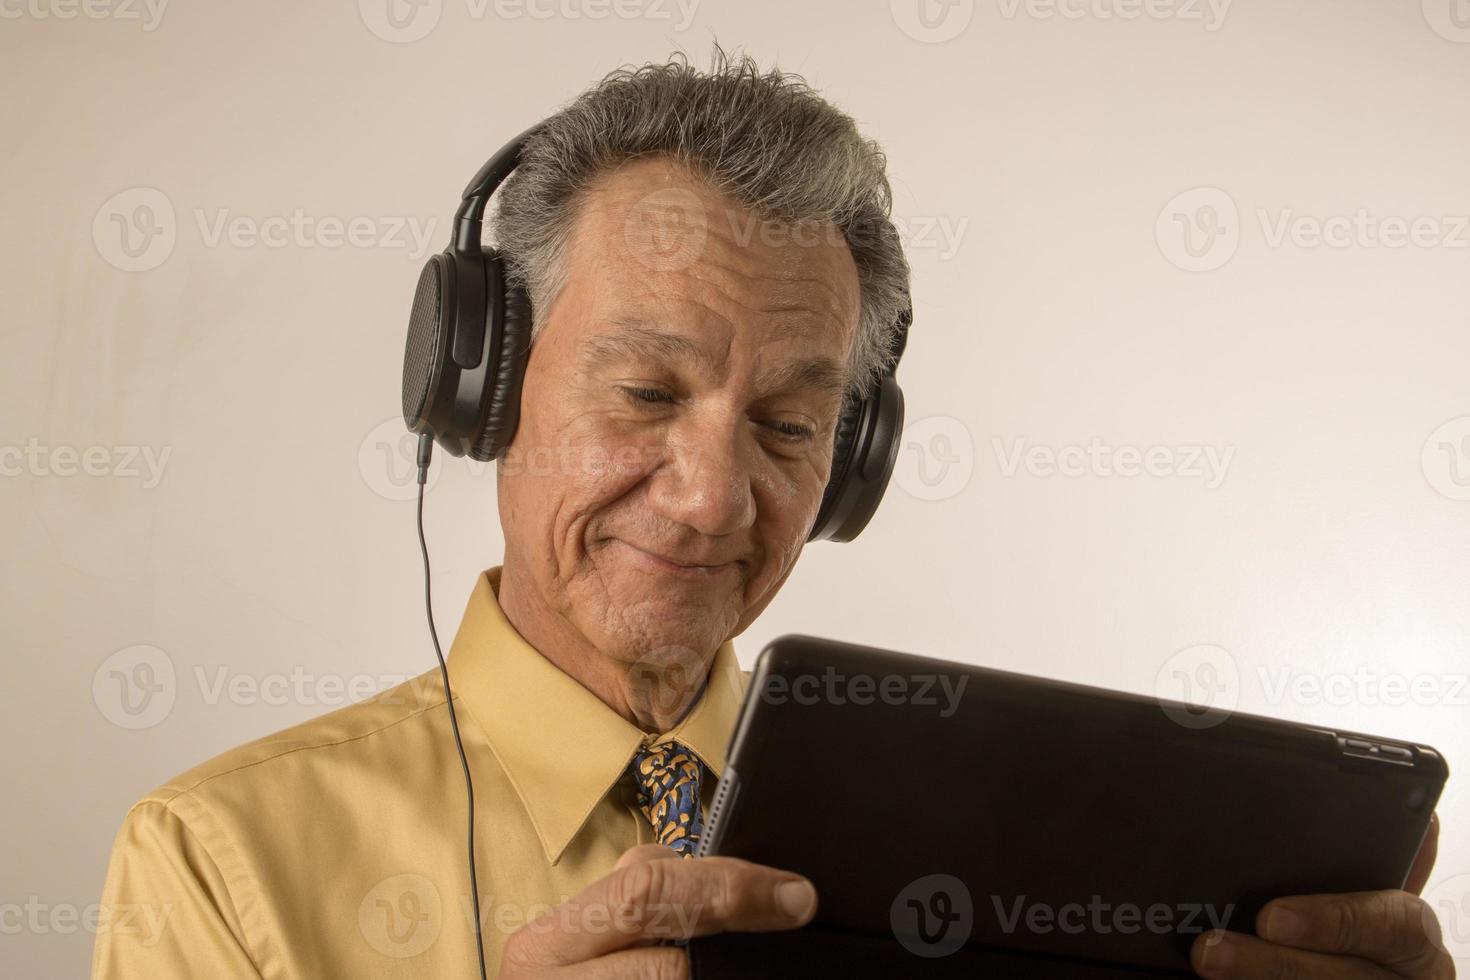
[808,374,905,543]
[808,306,911,542]
[469,254,533,461]
[812,395,863,538]
[402,253,455,436]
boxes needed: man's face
[496,156,861,670]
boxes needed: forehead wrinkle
[679,246,857,316]
[674,210,857,294]
[669,265,856,346]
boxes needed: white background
[2,0,1468,975]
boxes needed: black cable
[415,433,489,980]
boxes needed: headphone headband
[452,123,545,251]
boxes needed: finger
[504,855,817,968]
[1190,929,1394,979]
[1404,812,1440,897]
[614,843,684,872]
[554,945,689,980]
[1253,890,1449,978]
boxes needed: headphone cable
[415,432,489,980]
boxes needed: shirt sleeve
[91,799,265,979]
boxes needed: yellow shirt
[90,566,748,978]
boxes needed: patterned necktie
[629,741,705,857]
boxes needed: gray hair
[491,46,911,403]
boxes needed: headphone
[402,123,910,542]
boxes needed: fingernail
[1262,905,1306,942]
[1197,931,1235,976]
[776,879,816,920]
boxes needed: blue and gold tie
[630,741,705,857]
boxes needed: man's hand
[499,844,818,978]
[1191,813,1454,979]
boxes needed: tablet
[689,634,1448,978]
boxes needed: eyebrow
[581,319,851,402]
[582,322,720,377]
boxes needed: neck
[495,559,712,733]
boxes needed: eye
[619,386,815,443]
[764,419,815,442]
[619,385,675,406]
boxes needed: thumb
[1404,811,1440,896]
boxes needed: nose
[647,416,757,539]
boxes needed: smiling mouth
[612,539,742,578]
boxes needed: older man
[92,51,1451,980]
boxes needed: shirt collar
[446,567,747,865]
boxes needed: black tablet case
[690,635,1447,978]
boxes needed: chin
[596,608,730,665]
